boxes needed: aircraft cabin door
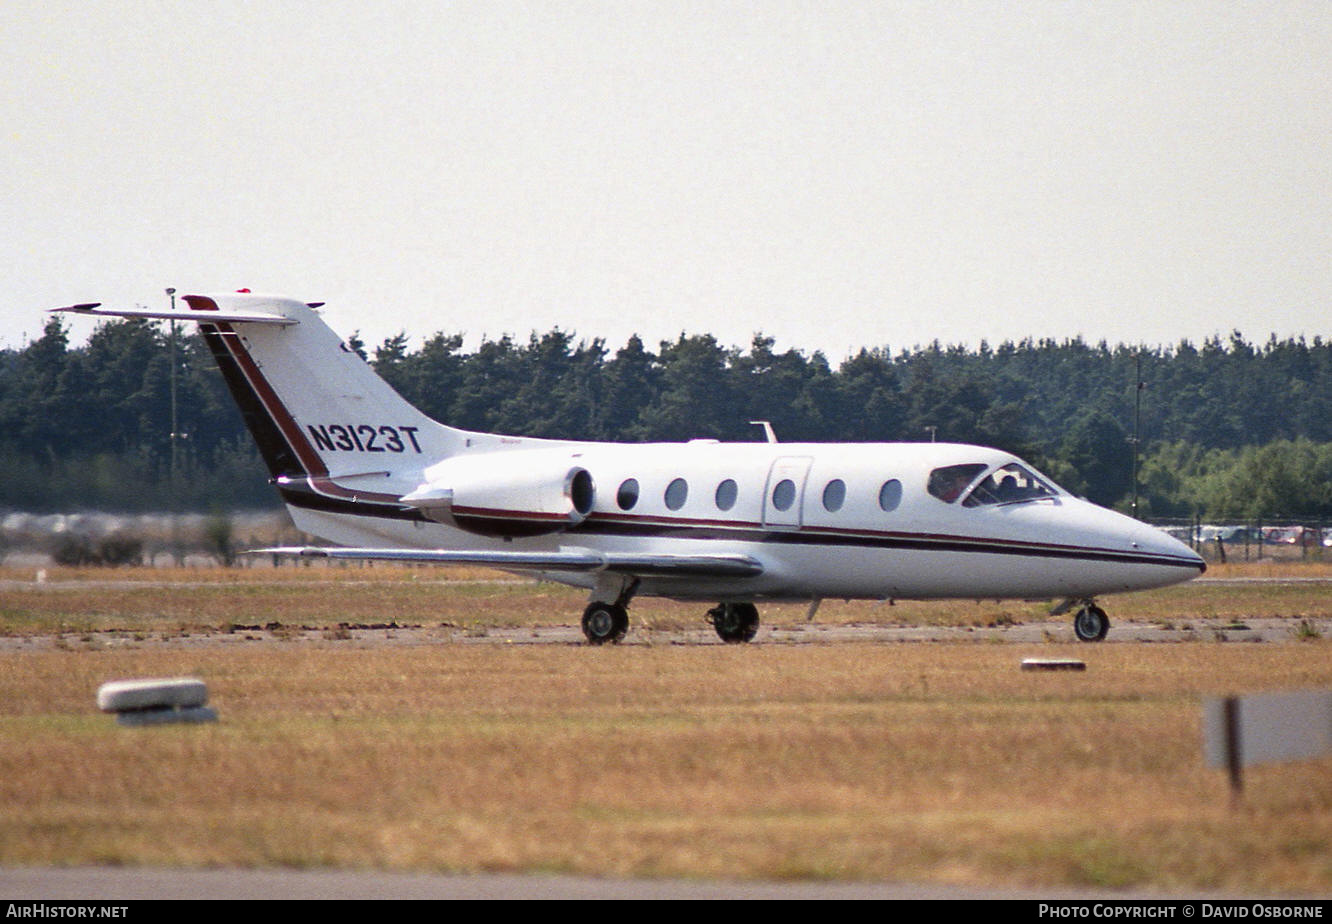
[762,456,814,530]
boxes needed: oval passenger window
[878,479,902,512]
[665,478,689,511]
[822,479,846,512]
[616,478,639,511]
[715,479,738,511]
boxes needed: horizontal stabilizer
[50,304,298,326]
[249,546,765,578]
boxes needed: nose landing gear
[1072,602,1110,642]
[1053,597,1111,642]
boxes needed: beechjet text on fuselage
[53,293,1205,644]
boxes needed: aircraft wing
[250,546,765,578]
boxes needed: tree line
[2,314,1330,517]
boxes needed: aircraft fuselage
[286,438,1203,603]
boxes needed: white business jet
[54,293,1205,644]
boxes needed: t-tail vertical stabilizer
[53,291,468,526]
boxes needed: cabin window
[962,463,1059,507]
[715,479,738,511]
[878,479,902,512]
[771,478,796,512]
[665,478,689,511]
[616,478,639,511]
[927,464,988,504]
[822,479,846,512]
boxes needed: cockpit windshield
[927,464,988,503]
[961,462,1059,507]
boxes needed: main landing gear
[581,601,629,645]
[579,592,762,645]
[706,602,760,644]
[582,577,637,645]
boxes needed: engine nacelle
[400,450,595,538]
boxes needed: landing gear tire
[582,602,629,645]
[708,602,760,644]
[1073,604,1109,642]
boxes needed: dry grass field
[1,560,1331,892]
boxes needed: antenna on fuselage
[749,421,778,443]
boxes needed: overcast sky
[4,1,1329,361]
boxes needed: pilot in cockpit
[995,473,1021,502]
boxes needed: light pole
[166,287,177,489]
[1131,352,1144,519]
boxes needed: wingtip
[242,546,330,558]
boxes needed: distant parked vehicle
[1262,526,1307,545]
[1199,525,1249,543]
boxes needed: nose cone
[1082,502,1207,588]
[1130,518,1207,576]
